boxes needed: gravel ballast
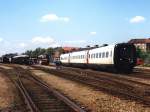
[31,69,150,112]
[0,67,15,109]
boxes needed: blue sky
[0,0,150,55]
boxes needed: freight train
[12,55,30,65]
[60,43,137,73]
[38,54,49,65]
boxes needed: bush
[136,48,150,64]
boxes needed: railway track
[33,65,150,106]
[62,67,150,86]
[4,66,86,112]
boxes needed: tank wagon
[60,43,137,73]
[12,55,30,65]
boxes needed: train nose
[119,58,133,64]
[129,58,134,63]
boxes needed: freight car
[38,54,49,65]
[12,55,30,65]
[60,43,137,73]
[1,56,11,63]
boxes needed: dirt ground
[31,69,150,112]
[0,67,15,109]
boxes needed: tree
[136,47,148,60]
[46,47,54,55]
[24,50,33,57]
[31,48,46,57]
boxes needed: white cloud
[90,32,97,35]
[0,37,3,42]
[64,40,86,43]
[51,42,61,47]
[130,16,145,23]
[19,43,27,48]
[40,14,70,22]
[31,36,55,44]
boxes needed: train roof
[13,55,29,58]
[60,44,116,56]
[89,44,115,52]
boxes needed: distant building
[128,38,150,52]
[53,47,79,60]
[62,47,79,53]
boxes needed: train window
[83,55,84,59]
[102,52,105,58]
[99,53,101,58]
[96,53,98,58]
[106,52,109,58]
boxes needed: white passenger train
[60,43,137,72]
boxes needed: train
[12,55,31,65]
[38,54,50,65]
[60,43,137,73]
[1,54,50,65]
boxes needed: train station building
[128,38,150,52]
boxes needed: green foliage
[46,47,54,55]
[136,47,150,64]
[23,47,64,58]
[136,48,147,59]
[2,53,18,58]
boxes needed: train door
[86,50,89,64]
[68,53,70,64]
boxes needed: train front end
[114,43,137,73]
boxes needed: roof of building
[128,38,150,44]
[62,47,79,52]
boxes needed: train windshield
[114,43,137,71]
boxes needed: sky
[0,0,150,56]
